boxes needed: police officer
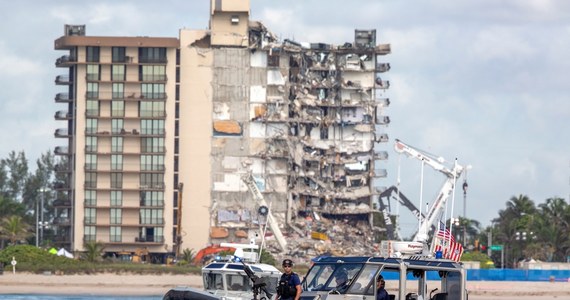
[277,259,301,300]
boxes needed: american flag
[436,222,455,242]
[434,222,464,262]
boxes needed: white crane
[380,139,470,257]
[393,139,467,243]
[241,173,287,252]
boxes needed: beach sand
[0,272,569,299]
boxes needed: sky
[1,0,569,236]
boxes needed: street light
[36,188,50,247]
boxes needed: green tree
[82,241,105,262]
[2,151,29,201]
[0,215,32,245]
[492,194,537,267]
[534,197,570,261]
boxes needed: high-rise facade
[53,0,390,261]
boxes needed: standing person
[376,275,389,300]
[277,259,301,300]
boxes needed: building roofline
[54,35,179,49]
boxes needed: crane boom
[393,139,466,243]
[242,173,287,252]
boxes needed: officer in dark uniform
[277,259,301,300]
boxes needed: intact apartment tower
[53,0,390,261]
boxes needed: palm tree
[82,240,105,262]
[0,215,32,245]
[535,197,570,261]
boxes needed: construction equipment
[241,173,287,252]
[380,139,469,257]
[175,182,183,259]
[378,185,424,240]
[192,244,236,265]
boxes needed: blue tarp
[380,269,570,281]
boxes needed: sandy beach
[0,272,569,299]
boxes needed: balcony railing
[55,55,77,66]
[55,111,73,120]
[54,146,70,155]
[135,236,165,243]
[55,75,72,85]
[55,93,73,103]
[54,128,70,138]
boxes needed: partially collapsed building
[53,0,390,262]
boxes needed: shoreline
[0,273,569,297]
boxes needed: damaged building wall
[205,12,391,258]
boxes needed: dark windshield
[302,263,364,292]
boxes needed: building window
[140,191,164,207]
[110,191,122,206]
[140,173,164,189]
[141,137,165,153]
[140,101,165,118]
[86,100,99,117]
[112,65,126,81]
[111,119,124,134]
[141,154,164,171]
[111,173,123,189]
[86,118,98,134]
[112,83,124,99]
[138,227,164,243]
[141,83,165,99]
[140,119,164,135]
[86,46,100,63]
[85,154,97,170]
[140,65,166,81]
[87,83,99,99]
[85,172,97,188]
[85,190,97,206]
[110,226,122,242]
[84,226,96,242]
[85,136,98,152]
[86,64,100,81]
[140,208,164,225]
[111,154,123,170]
[110,208,122,225]
[85,208,96,224]
[111,101,124,117]
[111,137,123,152]
[139,47,166,64]
[112,47,126,63]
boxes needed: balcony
[54,128,71,138]
[140,74,167,82]
[55,93,73,103]
[54,146,70,155]
[54,163,71,173]
[53,218,71,226]
[53,199,72,207]
[55,55,77,67]
[53,181,71,191]
[55,75,72,85]
[374,78,390,89]
[135,236,165,243]
[55,111,73,120]
[376,63,391,73]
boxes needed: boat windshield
[303,263,364,292]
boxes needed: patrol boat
[163,243,281,300]
[300,255,468,300]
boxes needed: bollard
[11,257,17,274]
